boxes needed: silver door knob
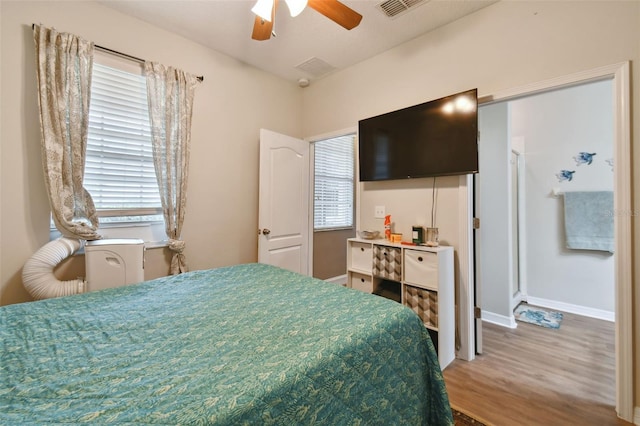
[262,228,271,235]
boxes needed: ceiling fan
[251,0,363,41]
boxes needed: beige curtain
[145,62,199,274]
[33,25,100,240]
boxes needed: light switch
[374,205,385,218]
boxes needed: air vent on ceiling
[295,57,337,77]
[377,0,427,18]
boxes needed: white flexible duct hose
[22,237,86,300]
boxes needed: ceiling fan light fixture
[252,0,274,22]
[285,0,308,17]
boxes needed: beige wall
[313,228,355,280]
[301,0,639,413]
[0,1,303,305]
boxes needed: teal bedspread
[1,263,453,425]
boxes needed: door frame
[510,144,527,310]
[458,61,632,421]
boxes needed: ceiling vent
[377,0,427,18]
[295,57,337,77]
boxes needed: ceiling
[99,0,498,85]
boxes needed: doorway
[478,79,616,325]
[468,62,632,421]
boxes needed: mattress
[1,263,453,424]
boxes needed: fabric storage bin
[373,245,402,281]
[404,284,438,329]
[349,242,372,272]
[404,249,438,290]
[350,272,373,293]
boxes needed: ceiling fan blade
[251,16,273,40]
[308,0,362,30]
[251,0,278,41]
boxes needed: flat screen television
[358,88,478,181]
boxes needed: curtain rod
[32,24,204,82]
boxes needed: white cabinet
[346,238,455,369]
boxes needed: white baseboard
[525,296,614,322]
[481,310,517,329]
[325,274,347,286]
[633,406,640,425]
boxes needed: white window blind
[314,135,355,230]
[84,61,161,217]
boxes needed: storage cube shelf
[346,238,455,369]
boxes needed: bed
[1,263,453,424]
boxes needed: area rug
[452,406,489,426]
[514,304,563,329]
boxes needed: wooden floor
[443,309,633,426]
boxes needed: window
[50,52,165,244]
[85,56,161,221]
[313,134,355,230]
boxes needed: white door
[258,129,310,275]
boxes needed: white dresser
[346,237,455,369]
